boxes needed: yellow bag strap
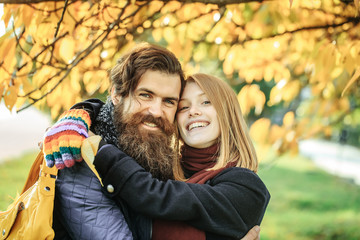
[20,151,52,194]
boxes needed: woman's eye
[178,106,189,111]
[203,100,211,105]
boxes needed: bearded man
[47,43,184,240]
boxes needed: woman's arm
[43,99,104,169]
[71,98,105,133]
[94,144,270,239]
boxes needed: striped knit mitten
[43,109,91,169]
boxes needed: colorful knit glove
[43,109,91,169]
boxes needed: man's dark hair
[110,42,185,97]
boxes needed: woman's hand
[43,109,91,169]
[241,226,260,240]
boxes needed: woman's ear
[111,86,121,105]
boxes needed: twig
[53,0,69,40]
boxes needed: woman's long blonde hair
[173,73,258,180]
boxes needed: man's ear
[111,86,121,105]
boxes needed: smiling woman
[177,81,220,149]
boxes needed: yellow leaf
[269,124,285,144]
[0,83,4,103]
[70,69,81,92]
[50,104,61,120]
[344,53,355,74]
[338,98,350,112]
[283,111,295,128]
[183,39,194,63]
[29,89,43,102]
[245,69,257,83]
[218,44,228,61]
[331,67,343,79]
[85,79,100,95]
[21,5,35,28]
[17,75,32,95]
[193,43,207,62]
[2,5,13,25]
[81,135,103,186]
[59,38,75,63]
[46,83,61,107]
[0,29,12,44]
[33,23,56,46]
[253,92,266,115]
[152,28,163,42]
[15,96,27,111]
[161,1,182,14]
[342,67,360,96]
[168,39,182,58]
[4,86,18,111]
[32,65,53,87]
[0,39,16,69]
[249,118,271,144]
[223,60,234,76]
[99,78,110,93]
[237,85,251,115]
[283,80,301,102]
[264,65,274,82]
[62,81,77,109]
[355,0,359,15]
[249,84,265,115]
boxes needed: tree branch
[0,0,64,3]
[222,18,360,45]
[0,0,267,4]
[53,0,69,39]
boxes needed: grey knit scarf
[93,98,120,147]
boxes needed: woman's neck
[181,143,219,176]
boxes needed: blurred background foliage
[0,0,359,155]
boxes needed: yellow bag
[0,151,58,240]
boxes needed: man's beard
[113,103,176,181]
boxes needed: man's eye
[165,99,176,106]
[139,93,150,98]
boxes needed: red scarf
[153,143,233,240]
[182,143,222,184]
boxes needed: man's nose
[148,99,163,118]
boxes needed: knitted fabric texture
[93,98,120,147]
[43,109,91,169]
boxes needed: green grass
[258,152,360,240]
[1,150,360,239]
[0,151,38,211]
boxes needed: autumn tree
[0,0,359,155]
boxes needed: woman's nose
[189,106,201,117]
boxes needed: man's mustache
[123,112,175,135]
